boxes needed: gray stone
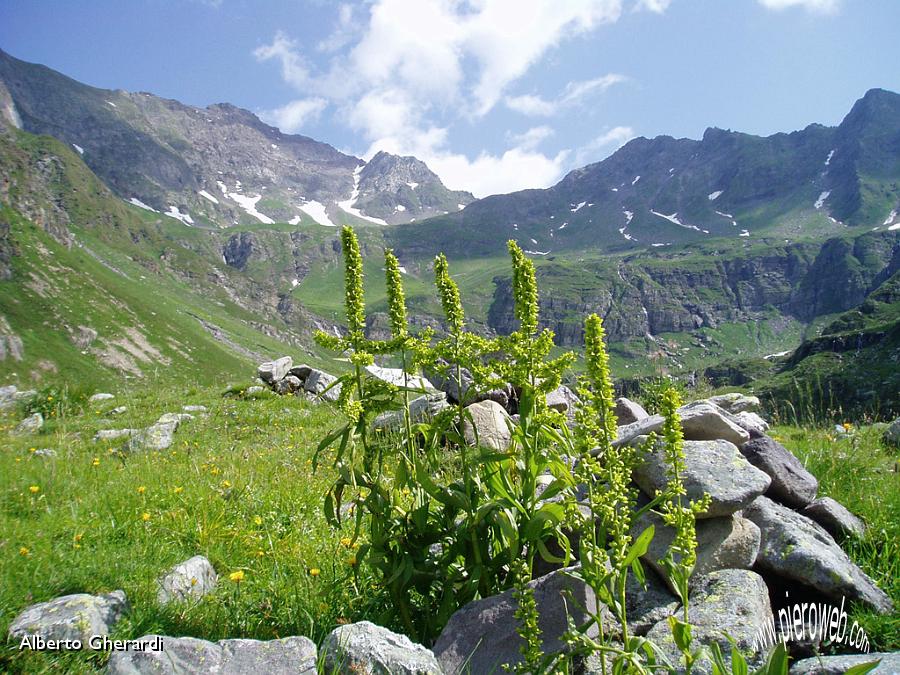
[258,356,293,385]
[182,405,207,413]
[610,414,664,450]
[434,566,605,674]
[633,510,760,591]
[791,652,900,674]
[740,435,819,508]
[156,556,218,605]
[677,401,750,446]
[14,412,43,435]
[373,393,450,431]
[645,569,773,675]
[8,590,128,646]
[89,393,115,403]
[110,406,128,416]
[745,496,893,614]
[633,439,771,518]
[425,360,511,410]
[546,384,580,414]
[883,418,900,447]
[366,364,436,392]
[734,410,769,436]
[124,413,191,453]
[156,412,193,425]
[707,392,761,414]
[802,496,866,541]
[245,385,265,395]
[463,400,512,451]
[33,448,56,458]
[274,375,302,395]
[323,621,441,675]
[288,363,313,381]
[304,368,341,402]
[94,428,135,442]
[614,397,649,425]
[624,568,680,636]
[106,635,317,674]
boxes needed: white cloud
[255,0,627,196]
[573,126,635,166]
[507,73,627,116]
[757,0,839,13]
[508,126,555,150]
[634,0,672,13]
[258,98,327,134]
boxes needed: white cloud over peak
[574,126,635,166]
[757,0,839,13]
[254,0,632,196]
[508,126,556,150]
[634,0,672,13]
[258,98,327,134]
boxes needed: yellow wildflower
[309,568,320,577]
[19,547,29,556]
[137,486,146,495]
[229,570,245,582]
[221,480,232,489]
[842,422,853,431]
[92,457,100,467]
[346,556,357,566]
[74,533,83,542]
[29,447,36,453]
[254,516,263,526]
[29,485,40,494]
[256,550,265,557]
[142,512,151,521]
[340,537,352,547]
[173,486,183,494]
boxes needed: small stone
[8,590,128,646]
[462,400,512,451]
[245,385,265,395]
[33,448,57,458]
[614,397,649,425]
[14,413,43,435]
[182,405,207,413]
[156,556,218,605]
[109,406,128,416]
[257,356,293,385]
[802,496,866,541]
[323,621,442,675]
[274,375,302,395]
[94,429,135,442]
[89,393,115,403]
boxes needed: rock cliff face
[488,231,900,345]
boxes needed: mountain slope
[0,48,473,230]
[392,89,900,260]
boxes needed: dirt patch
[110,327,171,367]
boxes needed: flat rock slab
[633,511,760,591]
[707,392,761,414]
[745,496,893,614]
[365,364,436,392]
[802,496,866,541]
[8,590,128,645]
[645,569,773,675]
[463,399,512,451]
[740,436,818,508]
[633,439,771,518]
[107,635,317,674]
[791,652,900,674]
[157,555,218,605]
[258,357,293,384]
[614,397,649,425]
[677,401,750,446]
[182,405,207,413]
[433,566,604,674]
[322,621,441,674]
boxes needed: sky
[1,0,898,198]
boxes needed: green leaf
[623,524,655,567]
[844,660,883,675]
[668,615,692,651]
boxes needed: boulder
[8,590,128,646]
[0,384,17,410]
[288,364,313,381]
[425,361,512,410]
[644,569,773,675]
[258,357,293,385]
[94,429,135,442]
[624,568,680,636]
[156,412,193,425]
[791,652,900,674]
[156,556,218,605]
[322,621,441,675]
[610,414,664,450]
[89,393,115,403]
[633,439,771,518]
[125,413,191,453]
[744,496,893,614]
[14,412,43,435]
[614,397,649,425]
[107,635,317,674]
[373,393,450,432]
[802,496,866,541]
[706,392,761,414]
[734,411,769,436]
[546,385,580,414]
[740,436,818,508]
[883,418,900,447]
[633,510,760,590]
[433,566,605,674]
[677,401,750,446]
[274,375,302,395]
[462,400,512,451]
[365,364,436,392]
[304,369,341,402]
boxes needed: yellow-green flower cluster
[384,248,408,339]
[434,253,464,335]
[507,240,539,336]
[340,226,366,338]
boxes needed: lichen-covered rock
[462,400,512,450]
[614,397,649,425]
[106,635,317,674]
[707,392,761,414]
[791,652,900,674]
[644,569,773,674]
[734,410,769,436]
[434,566,604,674]
[258,356,293,385]
[274,375,302,395]
[677,401,750,446]
[182,405,207,413]
[304,368,341,402]
[8,591,128,645]
[802,496,866,541]
[373,393,450,431]
[14,412,43,435]
[546,384,580,414]
[745,496,893,614]
[633,439,771,518]
[740,435,818,508]
[883,417,900,447]
[322,621,441,674]
[94,428,135,442]
[156,555,217,605]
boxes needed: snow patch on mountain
[570,202,587,213]
[300,200,336,227]
[165,205,194,226]
[708,190,723,201]
[824,149,835,166]
[198,189,219,204]
[230,193,274,225]
[72,143,84,155]
[128,197,157,213]
[650,210,703,232]
[338,165,389,225]
[883,209,897,225]
[814,191,830,210]
[631,175,641,185]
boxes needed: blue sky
[1,0,898,197]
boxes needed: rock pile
[256,357,342,402]
[0,384,36,411]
